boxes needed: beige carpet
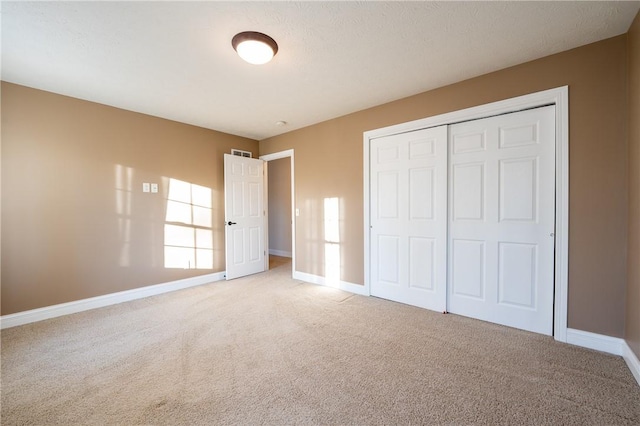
[2,256,639,425]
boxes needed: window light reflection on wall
[115,164,134,267]
[164,178,214,269]
[324,197,341,286]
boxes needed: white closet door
[448,106,556,335]
[370,126,447,312]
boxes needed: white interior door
[224,154,265,280]
[370,126,448,311]
[448,106,556,335]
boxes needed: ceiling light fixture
[232,31,278,65]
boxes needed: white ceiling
[2,1,639,140]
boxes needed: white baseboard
[269,249,292,258]
[566,328,625,355]
[0,271,226,330]
[566,328,640,387]
[293,270,368,296]
[623,342,640,387]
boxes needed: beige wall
[627,12,640,359]
[268,157,292,256]
[260,35,630,338]
[1,83,258,315]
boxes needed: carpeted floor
[1,256,639,425]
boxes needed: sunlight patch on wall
[164,178,214,269]
[324,197,341,286]
[115,164,134,267]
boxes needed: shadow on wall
[114,164,217,270]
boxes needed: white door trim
[363,86,569,342]
[260,149,296,275]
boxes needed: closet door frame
[363,86,569,342]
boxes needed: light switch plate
[142,183,150,193]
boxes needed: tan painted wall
[260,35,629,337]
[1,82,258,315]
[627,12,640,359]
[268,157,292,256]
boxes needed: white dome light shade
[232,32,278,65]
[236,40,274,65]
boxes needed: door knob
[227,221,237,226]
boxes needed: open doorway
[260,150,295,274]
[268,157,291,258]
